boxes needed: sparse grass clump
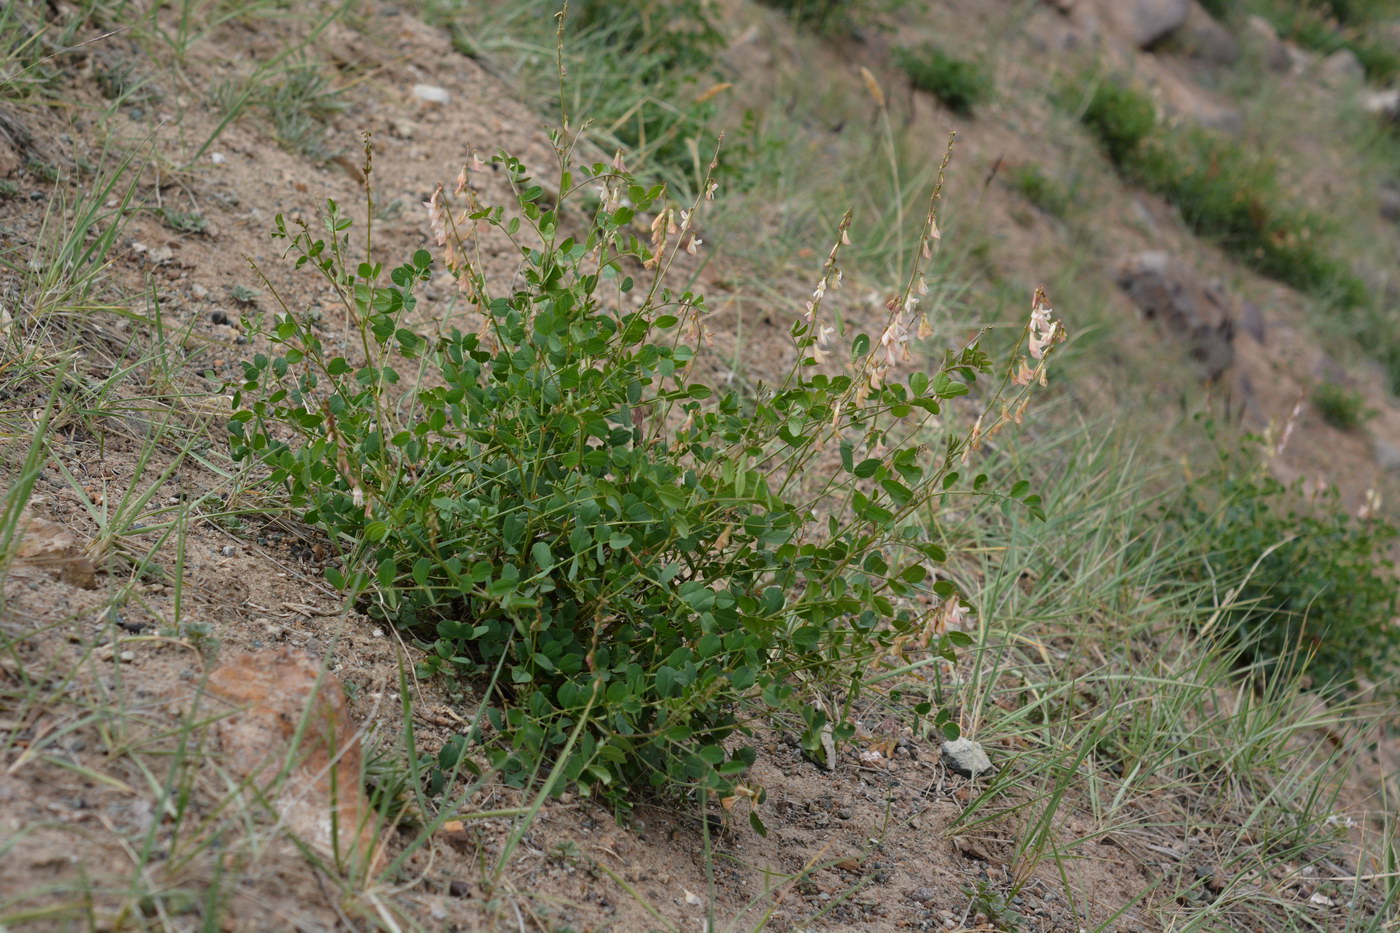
[893,43,992,115]
[1312,381,1373,430]
[210,60,349,162]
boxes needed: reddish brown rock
[206,649,382,875]
[13,511,98,588]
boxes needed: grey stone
[941,737,996,778]
[1380,187,1400,224]
[1179,4,1240,66]
[1117,252,1237,382]
[1246,15,1291,72]
[1130,0,1191,47]
[1238,300,1266,344]
[1374,438,1400,473]
[1363,89,1400,126]
[1320,48,1364,85]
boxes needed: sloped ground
[2,0,1399,930]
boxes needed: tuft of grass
[0,0,116,103]
[263,61,349,159]
[893,43,993,116]
[756,0,858,34]
[919,417,1397,930]
[1008,164,1073,219]
[1312,381,1374,430]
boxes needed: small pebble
[220,545,237,557]
[119,651,135,662]
[412,83,450,104]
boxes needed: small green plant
[161,208,207,235]
[1171,429,1399,693]
[265,62,348,159]
[209,59,348,162]
[229,138,1061,812]
[228,284,259,306]
[25,157,57,182]
[0,178,17,199]
[893,44,992,116]
[1008,164,1072,218]
[757,0,857,33]
[1077,79,1157,166]
[1197,0,1237,20]
[1311,381,1373,430]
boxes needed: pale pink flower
[424,187,447,247]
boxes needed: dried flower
[860,66,885,109]
[1275,396,1305,457]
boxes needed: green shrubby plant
[1171,426,1399,693]
[1311,381,1374,430]
[893,44,992,116]
[1072,80,1369,309]
[229,136,1061,813]
[1131,131,1366,304]
[1077,79,1157,167]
